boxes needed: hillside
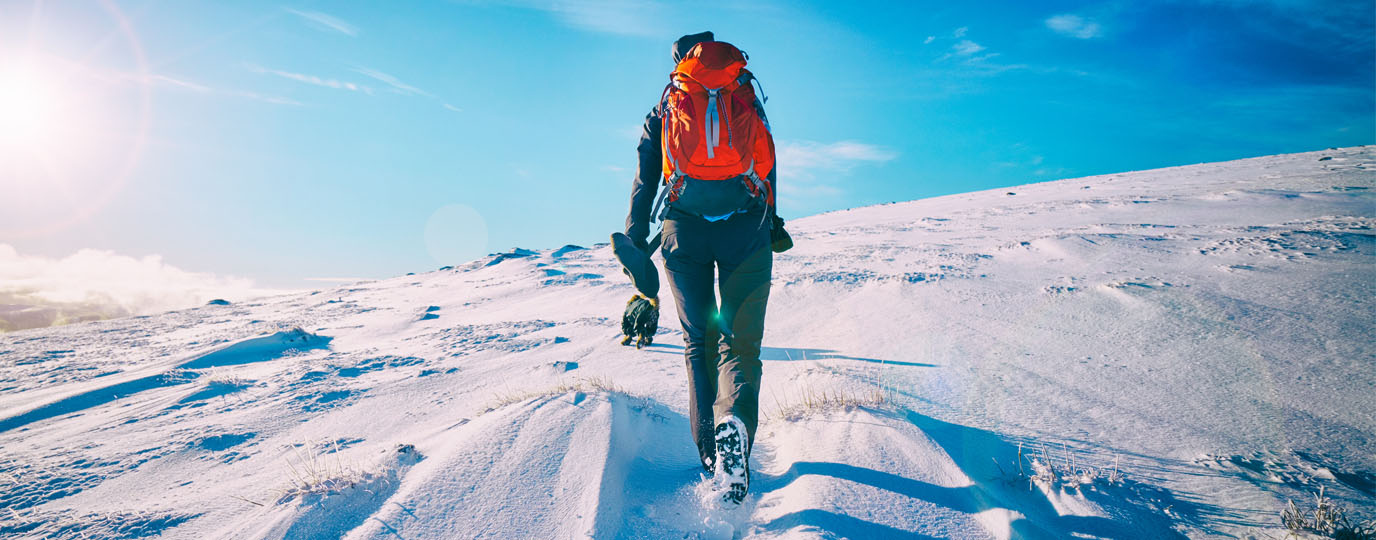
[1,146,1373,539]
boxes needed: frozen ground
[1,147,1373,539]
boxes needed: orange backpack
[656,41,775,220]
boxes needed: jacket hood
[671,31,714,64]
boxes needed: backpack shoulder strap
[737,70,772,133]
[647,229,663,254]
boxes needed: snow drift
[1,147,1372,539]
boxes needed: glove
[770,215,793,253]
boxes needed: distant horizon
[2,143,1364,333]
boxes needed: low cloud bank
[0,244,285,332]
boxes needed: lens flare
[424,204,490,265]
[0,0,150,240]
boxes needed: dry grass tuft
[991,441,1124,492]
[273,440,366,504]
[1280,486,1376,539]
[485,375,628,412]
[766,378,891,422]
[204,368,250,388]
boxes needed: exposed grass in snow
[1279,486,1376,540]
[484,375,630,411]
[992,440,1125,492]
[766,377,892,422]
[273,440,366,504]
[203,368,250,388]
[1028,442,1123,489]
[177,368,256,405]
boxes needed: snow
[1,146,1373,539]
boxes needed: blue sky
[0,0,1371,291]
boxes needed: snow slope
[1,147,1373,539]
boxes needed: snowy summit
[1,147,1373,539]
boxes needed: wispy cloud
[923,36,936,45]
[352,68,468,114]
[951,39,986,56]
[938,39,1004,67]
[284,8,358,37]
[245,64,462,112]
[269,69,365,91]
[780,141,899,167]
[776,140,897,203]
[353,67,431,97]
[233,90,305,106]
[151,74,211,92]
[152,73,304,105]
[931,28,1027,74]
[465,0,666,37]
[0,244,286,332]
[550,1,664,36]
[1046,14,1103,39]
[249,64,371,93]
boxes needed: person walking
[624,30,777,505]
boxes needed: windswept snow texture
[2,147,1374,539]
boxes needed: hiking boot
[713,415,749,504]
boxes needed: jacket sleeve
[625,105,662,249]
[767,159,778,218]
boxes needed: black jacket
[625,105,665,249]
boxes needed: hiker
[624,31,777,504]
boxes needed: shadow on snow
[0,330,330,433]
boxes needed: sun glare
[0,0,151,240]
[0,61,61,149]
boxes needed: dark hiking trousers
[660,208,772,469]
